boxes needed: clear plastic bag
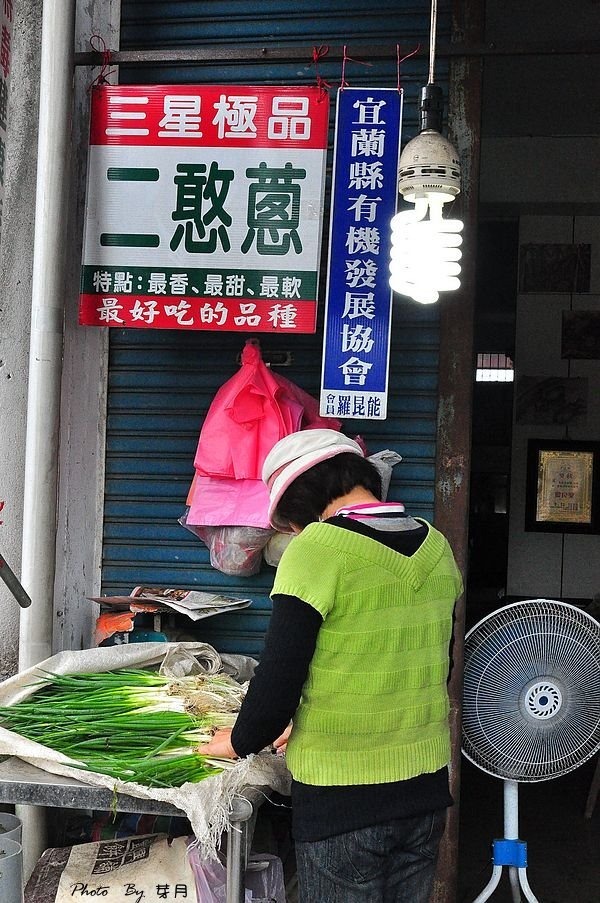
[219,653,258,682]
[367,449,403,500]
[263,532,295,567]
[159,643,222,678]
[244,853,287,902]
[179,513,274,576]
[189,848,252,902]
[188,848,285,902]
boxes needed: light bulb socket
[419,84,444,133]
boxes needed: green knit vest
[271,520,462,786]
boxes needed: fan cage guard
[461,599,600,782]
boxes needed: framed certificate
[525,439,600,533]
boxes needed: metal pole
[72,38,600,69]
[504,781,522,903]
[19,0,76,666]
[0,554,32,608]
[226,821,248,903]
[504,780,519,840]
[17,0,77,879]
[226,797,253,903]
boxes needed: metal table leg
[584,753,600,819]
[226,796,254,903]
[0,757,268,902]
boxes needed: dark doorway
[467,220,518,628]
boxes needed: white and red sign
[80,85,329,332]
[0,0,14,244]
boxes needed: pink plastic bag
[185,340,342,536]
[186,475,271,529]
[194,340,296,480]
[272,368,341,435]
[193,340,341,481]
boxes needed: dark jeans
[294,809,447,903]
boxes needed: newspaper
[89,586,252,622]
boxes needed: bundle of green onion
[0,667,246,788]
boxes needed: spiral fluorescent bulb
[389,195,463,304]
[389,92,464,305]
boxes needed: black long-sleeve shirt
[231,514,453,841]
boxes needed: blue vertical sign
[320,88,402,420]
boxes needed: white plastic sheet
[0,642,290,859]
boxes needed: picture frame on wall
[561,310,600,360]
[525,439,600,533]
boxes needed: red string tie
[396,43,422,92]
[311,45,331,101]
[340,45,373,90]
[88,34,117,90]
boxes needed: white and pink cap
[262,429,364,531]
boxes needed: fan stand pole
[471,781,539,903]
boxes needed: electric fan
[462,599,600,902]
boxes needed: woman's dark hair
[275,453,382,529]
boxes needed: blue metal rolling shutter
[101,1,450,656]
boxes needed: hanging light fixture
[389,0,464,304]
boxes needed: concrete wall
[506,217,600,598]
[0,1,119,678]
[0,4,41,680]
[480,2,600,211]
[52,3,120,654]
[480,1,600,599]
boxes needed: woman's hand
[198,728,238,759]
[199,723,293,759]
[272,723,292,755]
